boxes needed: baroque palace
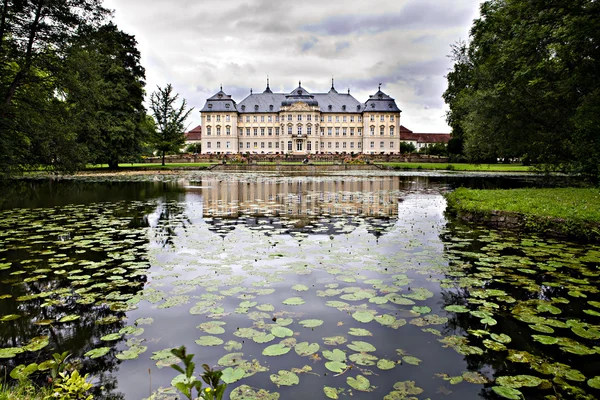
[200,80,401,155]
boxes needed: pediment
[288,102,312,112]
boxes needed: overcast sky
[103,0,483,133]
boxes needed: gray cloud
[302,1,474,36]
[335,41,351,53]
[300,36,318,53]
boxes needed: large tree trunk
[108,159,119,169]
[161,150,165,166]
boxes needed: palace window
[226,141,230,148]
[320,116,324,122]
[307,115,312,121]
[288,115,292,121]
[380,115,384,122]
[239,142,243,148]
[358,128,362,136]
[350,142,354,148]
[207,115,211,122]
[246,128,250,136]
[343,116,347,122]
[297,125,302,135]
[268,128,272,136]
[390,141,394,148]
[336,116,340,122]
[335,128,340,136]
[226,115,230,122]
[268,115,272,122]
[321,142,325,148]
[254,142,258,148]
[328,142,332,148]
[288,141,292,151]
[350,116,354,122]
[320,128,324,135]
[350,128,354,136]
[370,126,375,135]
[380,126,385,135]
[226,126,231,135]
[358,142,362,148]
[380,141,384,148]
[390,115,394,122]
[288,125,292,135]
[246,116,250,122]
[275,142,279,148]
[343,128,347,136]
[343,142,347,148]
[276,116,279,122]
[246,142,250,148]
[268,142,272,148]
[216,141,221,148]
[253,116,257,122]
[261,128,265,136]
[358,116,362,122]
[335,142,339,148]
[390,126,394,136]
[207,142,211,148]
[261,116,265,122]
[216,115,221,122]
[370,141,374,148]
[254,128,258,136]
[328,128,332,136]
[370,115,374,122]
[238,128,242,135]
[207,127,211,135]
[307,126,312,135]
[307,141,312,151]
[261,142,265,148]
[276,127,280,135]
[216,126,221,135]
[297,115,302,121]
[328,116,332,122]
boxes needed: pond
[0,172,599,400]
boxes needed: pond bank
[445,187,600,241]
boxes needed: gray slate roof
[201,86,401,114]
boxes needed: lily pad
[347,375,371,391]
[402,355,422,365]
[377,359,395,370]
[294,342,319,357]
[195,336,224,346]
[221,367,245,384]
[492,386,523,399]
[282,297,305,306]
[496,375,543,388]
[588,376,600,389]
[323,386,340,399]
[59,314,80,323]
[263,343,291,356]
[348,328,372,337]
[352,311,374,323]
[271,326,293,338]
[230,384,280,400]
[347,341,376,353]
[100,333,122,341]
[325,361,347,373]
[270,370,299,387]
[323,349,347,362]
[298,319,323,328]
[84,347,111,359]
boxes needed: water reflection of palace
[196,177,401,218]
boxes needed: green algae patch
[446,188,600,241]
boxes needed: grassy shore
[446,187,600,240]
[383,162,530,172]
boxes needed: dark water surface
[0,172,598,400]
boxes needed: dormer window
[371,103,375,108]
[269,105,273,111]
[255,105,259,110]
[208,104,213,108]
[342,105,346,111]
[225,103,230,108]
[297,90,303,95]
[388,104,392,108]
[218,94,223,98]
[241,105,246,111]
[357,105,361,111]
[328,105,332,110]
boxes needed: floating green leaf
[195,336,224,346]
[323,349,347,362]
[346,375,371,391]
[229,384,279,400]
[325,361,347,373]
[402,355,422,366]
[496,375,543,388]
[263,343,291,356]
[294,342,319,357]
[298,319,323,328]
[377,359,395,370]
[492,386,523,399]
[84,347,111,359]
[347,341,376,353]
[352,311,374,323]
[270,370,299,387]
[348,328,372,337]
[100,333,122,341]
[323,386,339,399]
[222,367,245,384]
[282,297,305,306]
[587,376,600,389]
[271,326,293,338]
[444,305,469,313]
[59,315,80,323]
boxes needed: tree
[443,0,600,179]
[64,23,149,169]
[400,141,416,154]
[149,84,193,166]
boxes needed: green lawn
[383,162,530,172]
[446,187,600,223]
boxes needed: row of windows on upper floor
[205,126,396,136]
[206,141,395,150]
[206,114,396,123]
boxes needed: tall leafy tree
[444,0,600,178]
[149,84,193,166]
[0,0,108,175]
[65,23,149,169]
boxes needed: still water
[0,172,598,400]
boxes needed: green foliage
[149,84,193,166]
[185,143,201,154]
[443,0,600,179]
[399,141,416,154]
[45,370,93,400]
[168,346,226,400]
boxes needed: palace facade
[200,80,401,155]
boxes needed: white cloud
[103,0,482,132]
